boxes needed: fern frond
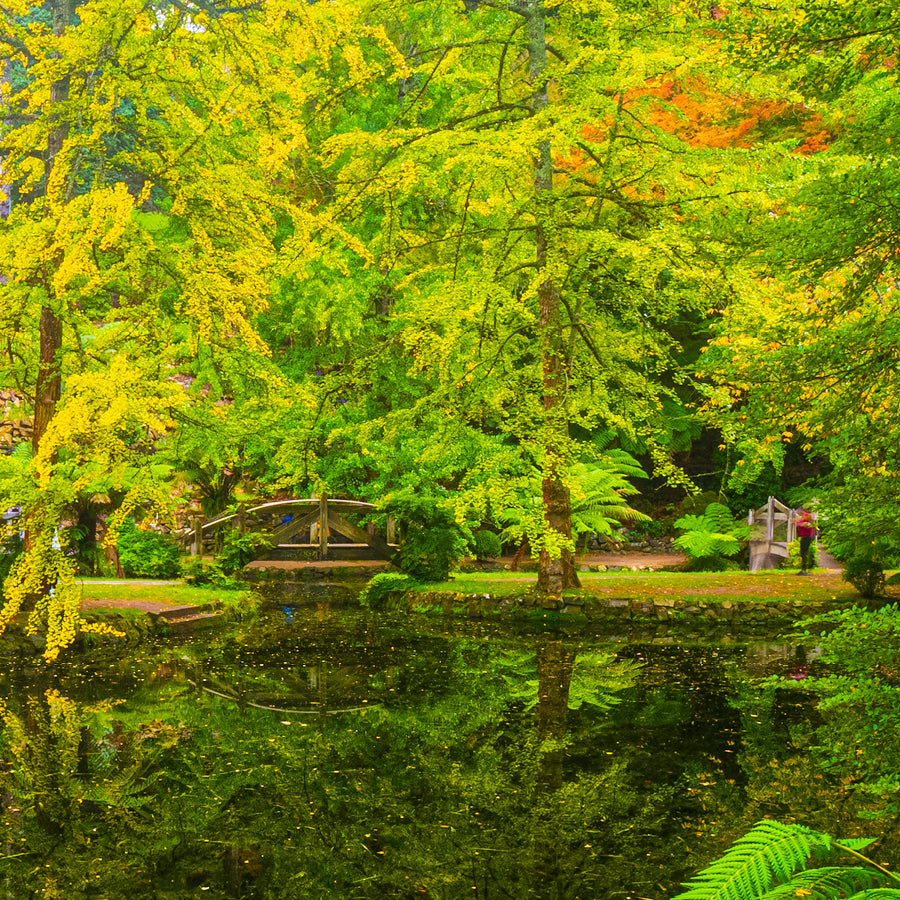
[673,820,831,900]
[761,867,892,898]
[10,443,34,462]
[674,530,740,558]
[843,891,900,899]
[705,503,737,531]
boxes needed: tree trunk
[31,0,73,461]
[526,0,580,597]
[24,0,73,563]
[31,306,63,460]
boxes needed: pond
[0,605,856,899]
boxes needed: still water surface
[0,607,828,899]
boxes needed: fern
[674,502,751,561]
[675,820,900,900]
[358,572,419,608]
[841,891,900,899]
[499,458,649,547]
[673,820,832,900]
[9,443,33,462]
[762,868,891,898]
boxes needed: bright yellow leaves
[34,355,183,488]
[50,183,139,295]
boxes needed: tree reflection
[3,617,800,900]
[532,638,576,896]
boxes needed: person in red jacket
[794,507,818,575]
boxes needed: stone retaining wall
[406,591,847,622]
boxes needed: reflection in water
[0,610,852,899]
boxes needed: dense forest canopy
[0,0,896,654]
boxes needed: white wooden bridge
[184,497,397,562]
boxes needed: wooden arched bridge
[184,497,398,563]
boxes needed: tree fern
[675,820,900,900]
[499,458,649,547]
[674,502,751,561]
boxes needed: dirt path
[575,552,686,569]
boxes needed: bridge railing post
[192,516,202,557]
[318,495,329,560]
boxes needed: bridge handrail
[196,498,378,532]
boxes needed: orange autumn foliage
[640,75,834,152]
[555,75,835,181]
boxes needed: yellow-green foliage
[0,0,376,659]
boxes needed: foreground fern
[673,819,900,900]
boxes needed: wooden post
[237,504,245,536]
[318,495,329,560]
[766,496,775,544]
[192,516,202,557]
[386,515,396,545]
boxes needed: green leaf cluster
[674,502,751,565]
[674,819,896,900]
[116,519,181,580]
[358,572,420,609]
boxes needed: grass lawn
[76,579,253,610]
[420,569,865,606]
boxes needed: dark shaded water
[0,607,839,899]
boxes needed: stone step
[153,605,223,633]
[157,605,211,622]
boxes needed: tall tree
[0,0,366,656]
[297,0,743,597]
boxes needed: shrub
[472,529,502,561]
[628,518,672,541]
[843,553,886,600]
[785,538,819,570]
[359,572,420,609]
[382,488,469,582]
[117,519,182,579]
[217,528,272,575]
[180,557,242,589]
